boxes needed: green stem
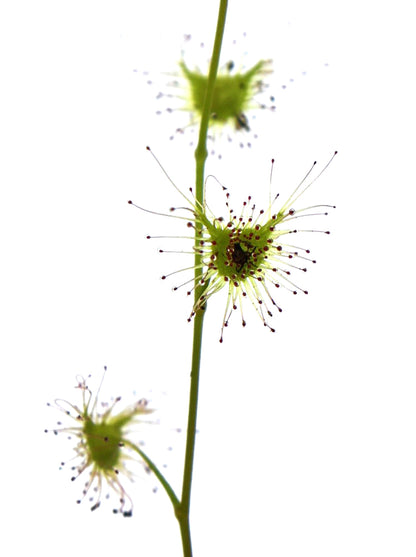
[176,1,228,556]
[177,309,205,555]
[126,440,180,509]
[194,0,228,202]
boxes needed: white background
[1,0,415,555]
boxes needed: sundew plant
[152,34,275,147]
[48,1,336,556]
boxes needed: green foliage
[83,419,123,470]
[179,59,272,131]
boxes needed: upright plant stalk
[176,1,228,555]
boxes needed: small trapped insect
[129,147,337,342]
[45,370,154,516]
[228,242,255,273]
